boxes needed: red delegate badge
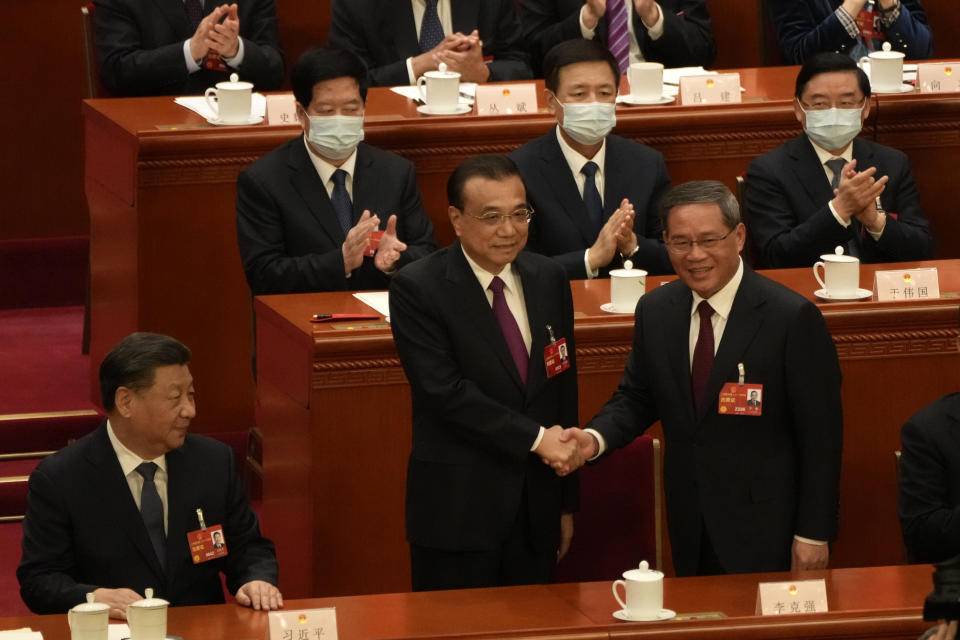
[544,338,571,379]
[364,230,384,258]
[188,524,228,564]
[718,383,763,417]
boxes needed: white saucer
[613,608,676,622]
[873,83,915,94]
[619,94,675,105]
[814,288,873,301]
[417,104,472,116]
[206,114,264,126]
[600,302,634,314]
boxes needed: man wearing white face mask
[746,52,932,269]
[510,39,672,280]
[236,47,437,295]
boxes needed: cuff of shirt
[829,200,852,228]
[643,3,665,40]
[794,535,828,545]
[835,6,861,40]
[579,5,598,39]
[223,37,245,67]
[584,428,606,460]
[584,249,600,278]
[406,57,418,85]
[183,40,202,73]
[530,426,546,452]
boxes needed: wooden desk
[83,67,960,437]
[0,565,934,640]
[255,260,960,598]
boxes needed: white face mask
[801,105,863,151]
[558,101,616,146]
[305,114,365,160]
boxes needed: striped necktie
[606,0,630,74]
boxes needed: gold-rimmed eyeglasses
[467,207,535,227]
[664,229,735,254]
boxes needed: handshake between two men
[534,426,600,477]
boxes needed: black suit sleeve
[636,0,716,68]
[18,465,99,614]
[882,2,933,59]
[220,448,278,593]
[767,0,858,65]
[518,0,583,71]
[558,277,580,514]
[328,0,411,87]
[236,166,350,295]
[483,0,535,82]
[392,163,438,270]
[232,0,285,91]
[866,155,934,262]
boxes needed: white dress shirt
[106,420,169,533]
[555,126,607,278]
[405,0,455,84]
[303,135,359,201]
[579,0,666,63]
[808,136,884,240]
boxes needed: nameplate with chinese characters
[873,268,940,302]
[475,83,538,116]
[679,73,742,105]
[917,63,960,94]
[268,607,338,640]
[266,94,299,126]
[756,579,828,616]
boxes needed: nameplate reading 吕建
[873,268,940,302]
[475,84,538,116]
[679,73,742,106]
[756,579,828,616]
[268,607,338,640]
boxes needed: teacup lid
[425,63,461,79]
[871,41,904,59]
[73,592,110,613]
[819,246,858,262]
[216,73,254,90]
[130,587,170,609]
[609,260,648,277]
[621,560,663,581]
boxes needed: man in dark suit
[768,0,932,65]
[510,39,671,280]
[519,0,715,74]
[898,392,960,564]
[236,48,437,295]
[557,181,843,576]
[389,155,582,591]
[327,0,532,86]
[18,333,280,617]
[94,0,284,96]
[747,53,932,269]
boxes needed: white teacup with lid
[609,260,647,314]
[126,588,169,640]
[813,246,860,297]
[68,592,109,640]
[860,42,905,93]
[612,560,665,620]
[417,62,461,113]
[205,73,254,124]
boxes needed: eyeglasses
[467,208,534,227]
[665,229,735,254]
[797,98,867,112]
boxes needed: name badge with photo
[718,382,763,416]
[544,338,571,379]
[188,524,228,564]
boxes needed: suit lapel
[287,141,348,245]
[163,446,190,595]
[787,134,835,210]
[85,426,166,582]
[351,144,375,227]
[388,2,421,58]
[516,254,548,401]
[663,284,697,425]
[451,0,479,38]
[446,245,525,391]
[601,139,629,219]
[538,134,598,245]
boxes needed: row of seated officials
[13,31,956,624]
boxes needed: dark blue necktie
[581,161,604,235]
[419,0,444,53]
[331,169,353,234]
[135,462,166,569]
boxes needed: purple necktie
[691,300,714,412]
[606,0,630,74]
[489,276,528,384]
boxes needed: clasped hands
[189,4,241,62]
[534,426,599,477]
[587,199,637,272]
[413,30,490,83]
[831,159,888,233]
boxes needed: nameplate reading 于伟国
[268,607,338,640]
[679,73,742,106]
[755,579,828,616]
[873,268,940,302]
[266,94,299,126]
[917,63,960,94]
[475,83,538,116]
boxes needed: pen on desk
[311,313,381,322]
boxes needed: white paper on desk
[663,66,714,85]
[353,291,391,318]
[390,83,477,105]
[0,629,43,639]
[107,623,131,640]
[174,93,267,120]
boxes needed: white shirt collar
[106,419,167,476]
[555,125,606,177]
[302,134,358,185]
[460,245,521,296]
[808,136,854,166]
[690,258,744,322]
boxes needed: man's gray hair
[659,180,741,233]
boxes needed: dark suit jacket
[518,0,716,74]
[510,131,672,279]
[328,0,532,86]
[746,134,933,269]
[94,0,284,96]
[236,138,437,295]
[389,244,579,555]
[768,0,932,65]
[899,392,960,564]
[18,423,277,614]
[588,267,843,576]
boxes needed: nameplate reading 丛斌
[268,607,338,640]
[873,268,940,302]
[266,94,299,126]
[679,73,742,106]
[756,579,828,616]
[475,83,537,116]
[917,63,960,94]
